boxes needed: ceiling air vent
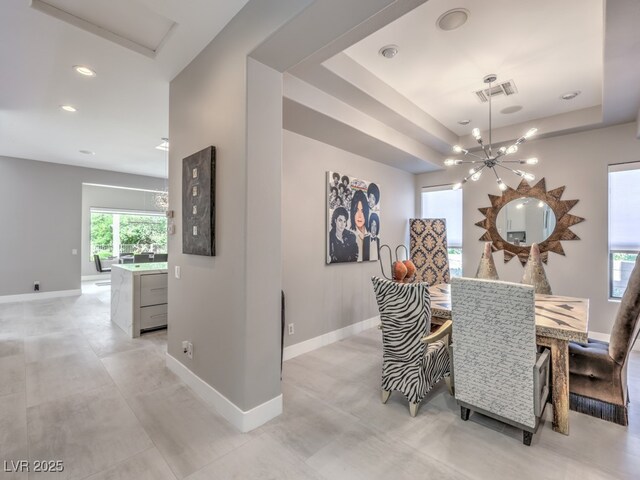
[474,80,518,103]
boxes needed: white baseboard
[0,289,82,304]
[82,274,110,281]
[589,331,640,352]
[283,315,380,361]
[166,353,282,433]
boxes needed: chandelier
[446,74,539,191]
[155,137,169,211]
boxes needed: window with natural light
[420,185,463,277]
[608,163,640,299]
[90,208,167,260]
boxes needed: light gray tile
[305,422,470,480]
[127,384,251,479]
[26,350,113,407]
[0,354,25,397]
[27,385,153,480]
[101,347,180,398]
[83,448,176,480]
[24,329,94,364]
[185,433,324,480]
[0,393,28,480]
[82,324,145,358]
[261,382,360,461]
[0,335,23,358]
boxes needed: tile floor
[0,283,638,479]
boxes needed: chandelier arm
[494,163,520,174]
[465,151,486,160]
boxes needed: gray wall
[282,131,416,345]
[415,122,640,335]
[81,185,164,277]
[0,155,164,296]
[168,0,314,412]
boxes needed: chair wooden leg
[523,431,533,446]
[409,402,419,417]
[460,406,470,421]
[445,376,454,396]
[381,389,391,404]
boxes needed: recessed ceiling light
[458,120,471,125]
[436,8,469,31]
[73,65,96,77]
[378,45,399,59]
[60,105,77,112]
[79,150,95,155]
[501,105,523,114]
[560,91,581,100]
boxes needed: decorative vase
[522,243,552,295]
[475,242,499,280]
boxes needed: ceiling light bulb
[525,157,539,165]
[516,203,524,209]
[506,145,518,155]
[452,182,463,190]
[523,172,535,181]
[471,170,482,181]
[472,128,481,139]
[453,145,463,153]
[524,128,538,139]
[468,167,477,175]
[73,65,96,77]
[498,146,507,154]
[444,159,457,166]
[61,105,77,112]
[497,179,507,191]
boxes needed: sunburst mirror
[476,178,585,265]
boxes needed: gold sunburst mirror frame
[476,178,585,265]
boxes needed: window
[421,185,463,277]
[90,208,167,260]
[608,163,640,299]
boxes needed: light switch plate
[71,249,78,255]
[175,266,181,279]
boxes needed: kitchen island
[111,262,168,337]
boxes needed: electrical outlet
[34,281,40,292]
[187,342,193,359]
[288,323,294,335]
[182,340,189,353]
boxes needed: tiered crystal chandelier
[446,74,539,191]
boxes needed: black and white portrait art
[327,171,381,264]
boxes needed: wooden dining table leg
[549,338,570,435]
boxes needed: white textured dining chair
[451,277,550,445]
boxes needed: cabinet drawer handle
[150,287,166,292]
[150,313,167,319]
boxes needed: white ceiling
[343,0,603,136]
[0,0,249,177]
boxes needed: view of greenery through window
[91,212,167,259]
[611,251,638,299]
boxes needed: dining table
[428,283,589,436]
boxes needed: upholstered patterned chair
[451,277,550,445]
[569,255,640,425]
[372,276,452,417]
[410,218,450,286]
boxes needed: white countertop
[111,262,168,275]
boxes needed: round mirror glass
[495,197,557,247]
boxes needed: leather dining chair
[569,255,640,425]
[94,255,112,273]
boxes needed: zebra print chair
[372,276,452,417]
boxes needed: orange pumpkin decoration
[392,261,408,282]
[403,260,416,281]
